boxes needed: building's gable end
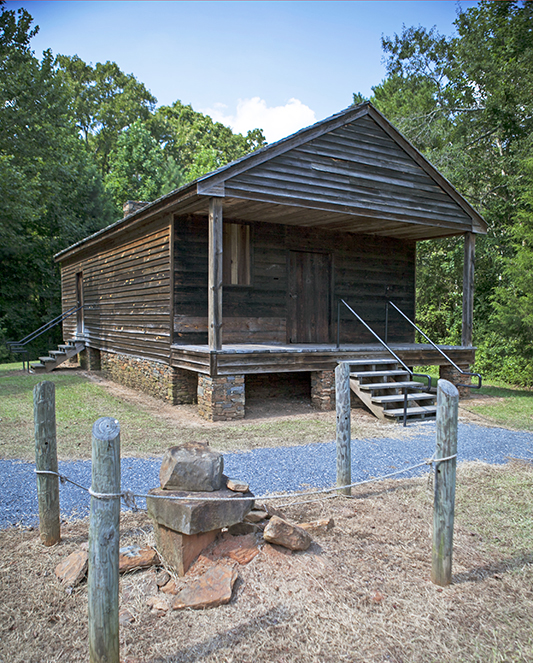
[223,114,477,233]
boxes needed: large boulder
[159,442,223,492]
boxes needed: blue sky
[7,1,477,141]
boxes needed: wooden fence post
[34,381,60,546]
[431,379,459,586]
[88,417,121,663]
[336,362,351,495]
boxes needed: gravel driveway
[1,422,532,529]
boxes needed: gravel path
[1,422,532,529]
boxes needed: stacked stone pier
[147,442,254,575]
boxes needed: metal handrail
[5,304,85,371]
[386,300,482,389]
[337,299,432,426]
[6,305,83,350]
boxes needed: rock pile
[54,442,335,611]
[146,442,255,576]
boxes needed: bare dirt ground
[2,462,532,663]
[82,368,502,430]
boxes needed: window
[223,222,251,285]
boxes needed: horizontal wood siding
[60,216,172,362]
[225,115,473,231]
[174,215,414,345]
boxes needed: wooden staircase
[349,358,437,423]
[30,340,85,373]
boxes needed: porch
[170,342,475,376]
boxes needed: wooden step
[358,380,425,392]
[372,392,435,404]
[38,356,56,364]
[348,358,399,367]
[30,363,47,372]
[383,405,437,419]
[352,369,409,379]
[49,351,67,358]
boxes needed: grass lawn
[0,362,339,460]
[414,365,533,432]
[463,383,533,432]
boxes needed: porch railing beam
[208,197,223,351]
[462,232,475,348]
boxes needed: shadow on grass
[453,551,533,585]
[158,605,294,663]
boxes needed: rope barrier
[34,452,457,509]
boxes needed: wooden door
[76,272,84,335]
[288,251,331,343]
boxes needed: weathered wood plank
[208,198,223,350]
[431,380,458,586]
[462,232,475,347]
[34,381,60,546]
[88,417,120,663]
[336,362,351,495]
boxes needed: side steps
[348,358,437,423]
[30,340,85,373]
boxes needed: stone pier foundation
[311,370,336,411]
[197,374,245,421]
[439,364,472,399]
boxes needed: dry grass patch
[1,462,532,662]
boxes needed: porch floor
[170,342,476,376]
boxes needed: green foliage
[365,1,533,384]
[0,3,113,355]
[105,120,165,215]
[56,54,157,175]
[0,2,267,357]
[149,99,266,180]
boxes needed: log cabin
[50,102,486,421]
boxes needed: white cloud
[202,97,317,143]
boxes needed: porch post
[208,197,223,351]
[462,232,475,347]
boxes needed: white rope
[34,453,456,505]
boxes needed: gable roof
[56,102,486,262]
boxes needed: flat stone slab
[159,443,223,492]
[172,563,238,610]
[147,486,254,535]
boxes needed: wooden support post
[335,362,351,495]
[34,381,60,546]
[208,197,223,351]
[88,417,121,663]
[462,232,475,347]
[431,379,459,587]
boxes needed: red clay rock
[226,478,250,493]
[172,564,238,610]
[146,595,171,612]
[263,516,312,551]
[119,546,159,574]
[244,509,268,523]
[210,533,260,565]
[55,550,88,587]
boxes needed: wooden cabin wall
[173,215,415,345]
[60,215,172,361]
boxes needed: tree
[363,1,533,383]
[149,100,266,180]
[0,2,112,358]
[56,55,157,175]
[105,120,165,215]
